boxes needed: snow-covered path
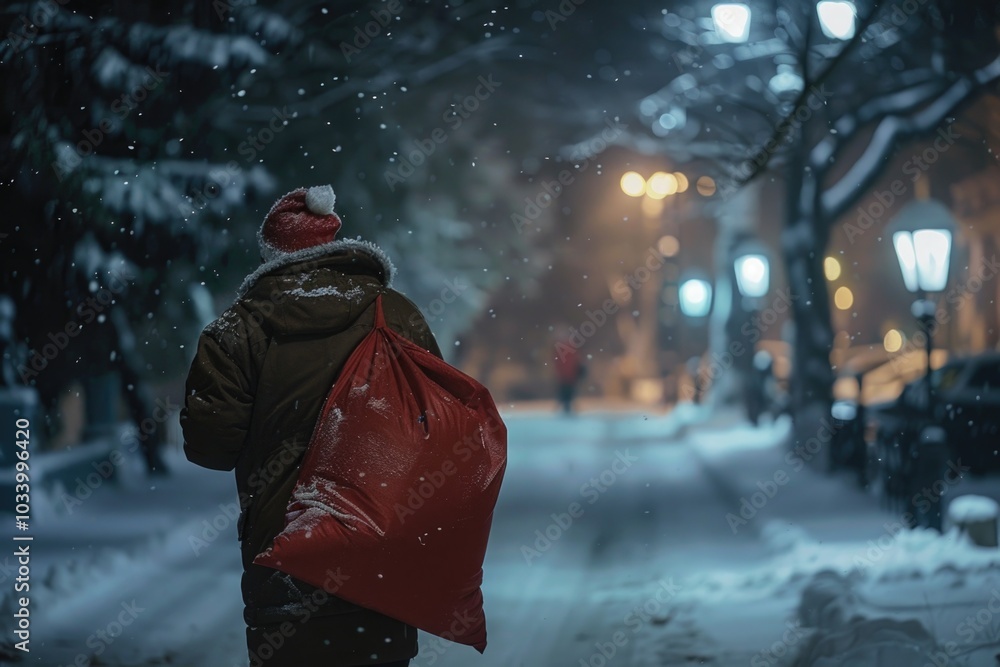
[26,409,775,666]
[24,455,247,665]
[17,409,1000,666]
[424,411,777,667]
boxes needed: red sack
[254,295,506,652]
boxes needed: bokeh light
[834,286,854,310]
[824,256,842,281]
[658,234,680,257]
[674,172,689,193]
[621,171,646,197]
[883,328,903,353]
[696,176,716,196]
[646,172,678,199]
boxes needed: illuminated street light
[824,256,842,281]
[889,201,954,294]
[734,253,769,299]
[674,172,689,193]
[817,1,856,40]
[834,286,854,310]
[887,199,957,412]
[658,234,680,257]
[696,176,716,197]
[883,328,903,353]
[892,230,952,293]
[712,4,751,43]
[732,247,769,422]
[619,167,691,400]
[621,171,646,197]
[646,172,678,199]
[679,278,713,318]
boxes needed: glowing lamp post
[712,2,854,47]
[679,277,712,403]
[712,4,751,43]
[734,253,770,300]
[816,1,856,39]
[679,278,713,319]
[619,169,691,404]
[620,171,646,198]
[887,201,955,408]
[729,247,770,423]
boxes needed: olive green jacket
[181,239,440,666]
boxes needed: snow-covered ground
[4,406,1000,666]
[647,413,1000,667]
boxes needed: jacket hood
[235,238,395,336]
[238,237,395,296]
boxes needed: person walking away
[180,185,440,667]
[554,337,585,414]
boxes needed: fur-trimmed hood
[230,238,399,338]
[237,237,395,298]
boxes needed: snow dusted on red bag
[254,295,506,652]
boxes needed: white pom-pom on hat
[305,185,336,215]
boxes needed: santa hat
[258,185,341,262]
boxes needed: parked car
[867,352,1000,487]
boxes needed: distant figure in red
[554,339,585,414]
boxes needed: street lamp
[734,253,770,300]
[620,171,646,198]
[646,172,678,199]
[712,2,852,43]
[816,1,856,40]
[619,169,691,404]
[731,247,771,425]
[621,171,687,199]
[712,4,751,43]
[679,276,712,404]
[887,200,956,407]
[679,278,713,318]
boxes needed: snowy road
[22,409,766,666]
[26,457,249,666]
[24,409,966,667]
[425,411,776,667]
[21,410,787,667]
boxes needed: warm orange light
[834,286,854,310]
[824,256,842,281]
[696,176,716,196]
[674,172,689,193]
[621,171,646,197]
[883,329,903,353]
[658,235,680,257]
[646,172,678,199]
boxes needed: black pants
[558,383,575,413]
[381,662,410,667]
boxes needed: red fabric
[254,296,506,653]
[261,188,342,253]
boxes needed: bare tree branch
[821,53,1000,221]
[810,79,948,168]
[735,0,885,188]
